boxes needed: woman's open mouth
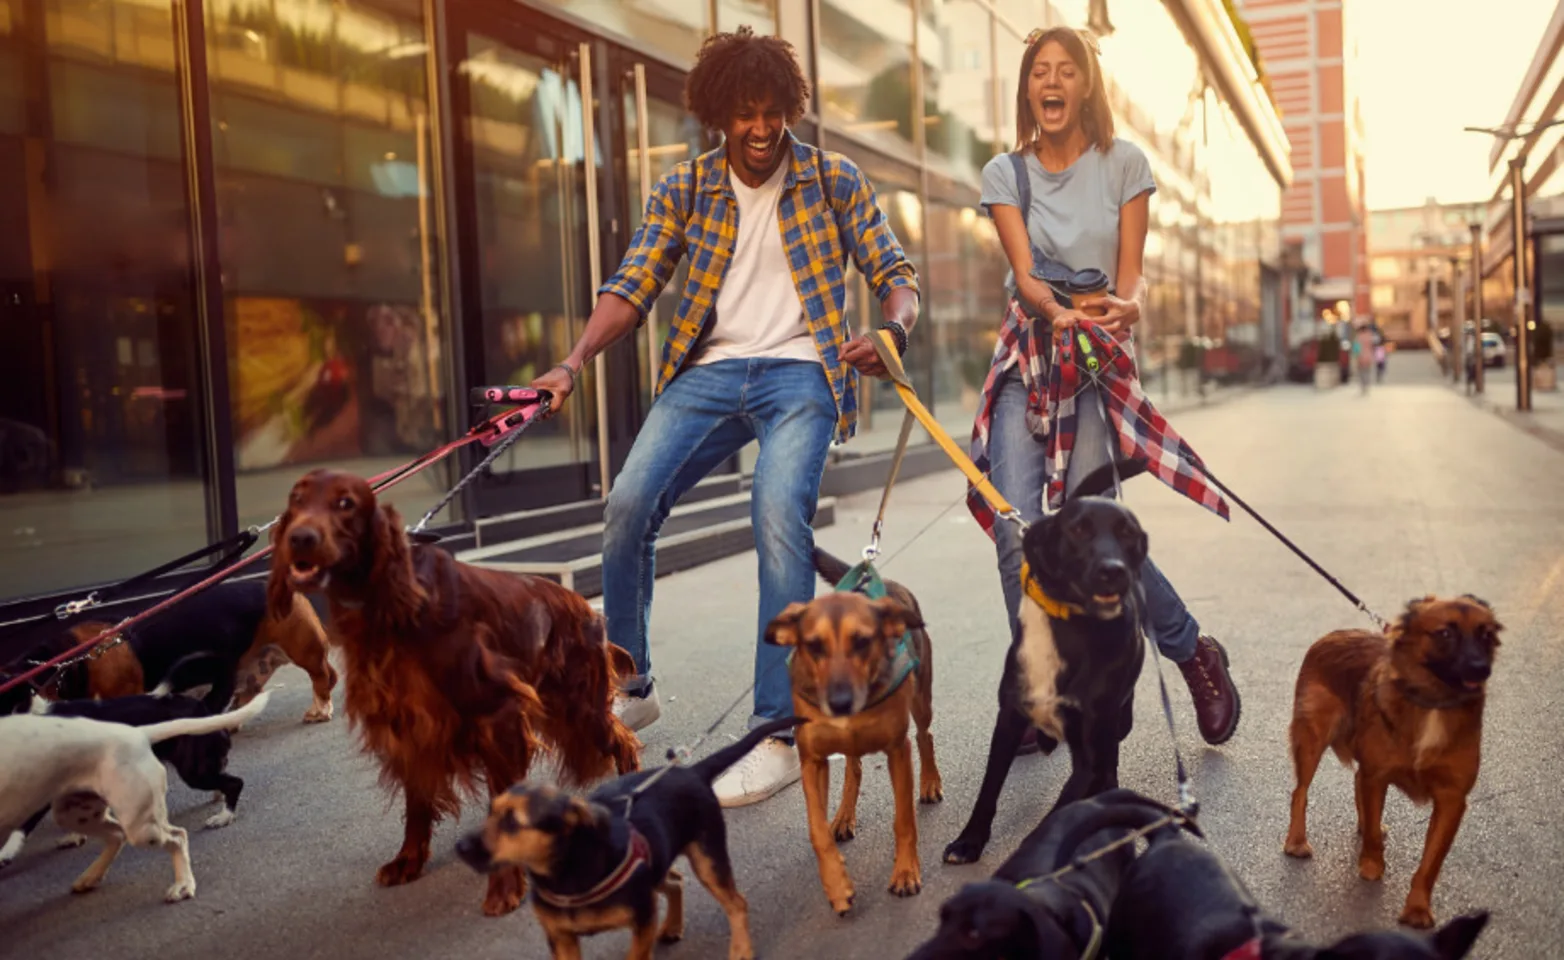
[1040,95,1067,126]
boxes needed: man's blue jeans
[988,366,1200,662]
[602,358,838,731]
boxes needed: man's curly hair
[684,26,810,130]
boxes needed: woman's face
[1027,40,1087,139]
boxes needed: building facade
[1368,200,1485,346]
[1477,1,1564,352]
[1238,0,1368,320]
[0,0,1289,617]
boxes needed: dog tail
[149,651,222,699]
[1051,791,1201,869]
[811,547,855,588]
[139,690,271,744]
[689,717,807,784]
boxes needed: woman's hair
[1013,26,1115,154]
[685,26,811,130]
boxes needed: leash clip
[997,509,1029,533]
[55,591,100,620]
[862,519,884,562]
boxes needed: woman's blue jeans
[988,365,1200,662]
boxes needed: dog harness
[1018,561,1085,620]
[532,827,651,910]
[1220,937,1262,960]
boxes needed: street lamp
[1463,117,1564,411]
[1469,216,1484,395]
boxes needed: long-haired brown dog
[1284,595,1503,929]
[267,468,641,916]
[763,548,942,916]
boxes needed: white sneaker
[613,682,661,733]
[712,736,801,808]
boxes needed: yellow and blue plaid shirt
[598,136,919,443]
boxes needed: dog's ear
[369,503,425,628]
[764,602,810,647]
[1024,511,1064,580]
[605,641,637,681]
[872,596,922,639]
[1430,911,1489,959]
[266,509,297,622]
[1458,593,1492,611]
[562,797,613,837]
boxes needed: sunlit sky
[1355,0,1557,211]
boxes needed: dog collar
[532,828,650,910]
[1019,562,1084,620]
[864,635,920,710]
[1220,937,1262,960]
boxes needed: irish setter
[267,468,641,916]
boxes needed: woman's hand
[1050,308,1095,333]
[1093,293,1141,335]
[1018,276,1057,319]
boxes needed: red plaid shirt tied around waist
[967,299,1231,540]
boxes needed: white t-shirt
[692,160,818,366]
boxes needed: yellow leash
[864,329,1022,532]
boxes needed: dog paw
[203,808,236,830]
[888,867,922,898]
[376,855,426,887]
[1358,857,1385,882]
[1399,904,1436,929]
[482,870,526,917]
[1283,839,1313,858]
[165,879,196,903]
[56,833,87,850]
[70,875,101,894]
[942,835,986,865]
[830,890,855,917]
[919,780,944,804]
[658,929,684,945]
[303,701,333,723]
[832,816,857,843]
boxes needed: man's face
[723,95,787,185]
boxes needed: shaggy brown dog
[268,468,640,917]
[1284,595,1503,929]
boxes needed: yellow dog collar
[1020,561,1084,620]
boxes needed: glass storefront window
[922,0,993,185]
[717,0,776,34]
[0,0,212,599]
[818,0,917,156]
[536,0,707,64]
[205,0,455,531]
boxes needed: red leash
[0,391,549,698]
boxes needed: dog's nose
[288,526,320,553]
[1093,560,1129,594]
[827,681,856,716]
[1460,658,1492,684]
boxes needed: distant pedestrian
[1354,322,1375,395]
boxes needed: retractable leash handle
[470,385,547,406]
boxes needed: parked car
[1480,332,1506,368]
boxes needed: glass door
[447,3,607,512]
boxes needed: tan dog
[1284,595,1503,928]
[764,550,941,916]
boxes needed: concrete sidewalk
[1440,360,1564,453]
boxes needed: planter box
[1534,362,1557,392]
[1313,364,1336,390]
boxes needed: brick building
[1238,0,1370,319]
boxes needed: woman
[969,26,1240,746]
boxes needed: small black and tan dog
[456,716,803,960]
[907,788,1192,960]
[1105,807,1490,960]
[944,495,1149,865]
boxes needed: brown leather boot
[1176,635,1241,745]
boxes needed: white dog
[0,690,270,903]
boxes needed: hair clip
[1025,27,1044,46]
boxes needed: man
[530,27,920,808]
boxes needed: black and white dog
[944,495,1150,865]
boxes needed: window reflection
[717,0,776,34]
[818,0,917,154]
[205,0,453,529]
[0,0,210,599]
[922,0,993,183]
[534,0,708,63]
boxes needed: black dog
[457,716,803,959]
[0,655,250,870]
[908,788,1192,959]
[1104,811,1490,959]
[944,495,1149,865]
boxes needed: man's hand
[529,361,579,414]
[1094,293,1142,335]
[841,334,890,378]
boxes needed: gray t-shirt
[979,138,1156,296]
